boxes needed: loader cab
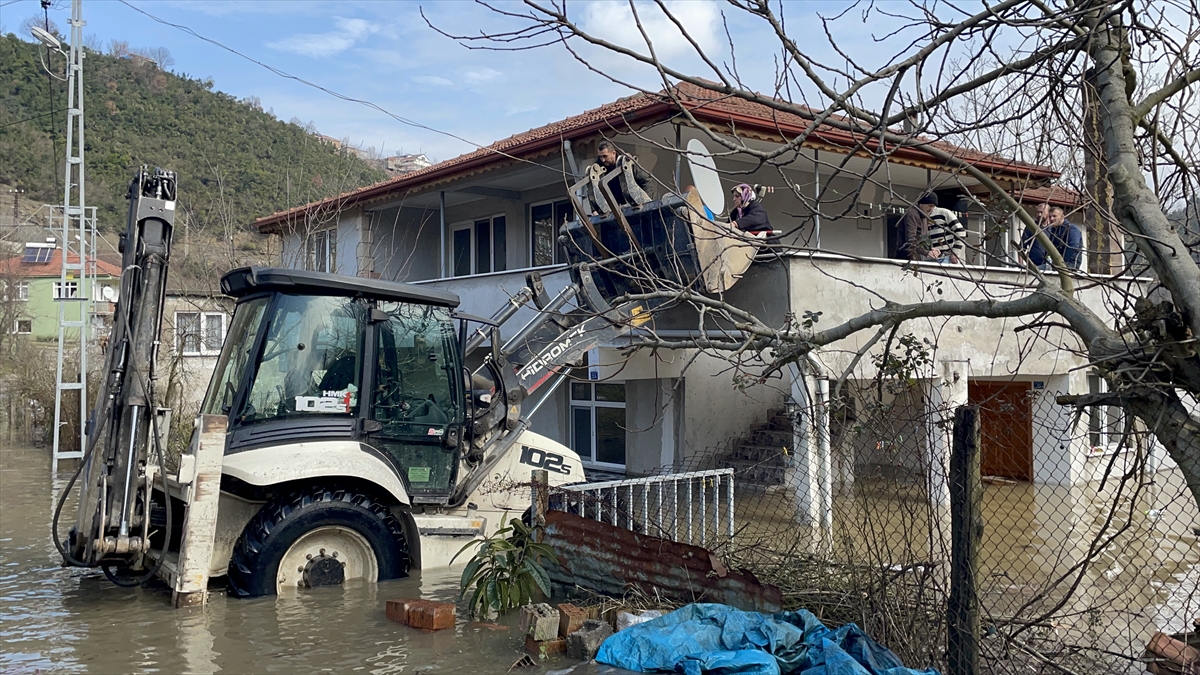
[202,268,465,503]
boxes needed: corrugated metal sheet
[543,510,782,613]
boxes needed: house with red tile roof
[249,82,1143,490]
[0,241,121,342]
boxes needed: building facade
[254,83,1157,491]
[0,242,120,342]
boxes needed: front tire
[227,485,410,598]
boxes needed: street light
[30,25,63,53]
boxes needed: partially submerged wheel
[227,486,410,598]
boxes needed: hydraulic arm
[65,167,176,568]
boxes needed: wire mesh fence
[547,378,1199,674]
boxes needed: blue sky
[0,1,922,164]
[0,0,760,162]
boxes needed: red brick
[525,634,567,657]
[408,600,456,631]
[386,598,420,625]
[557,603,588,638]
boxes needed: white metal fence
[555,469,735,547]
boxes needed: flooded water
[0,443,624,675]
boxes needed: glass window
[307,229,337,273]
[16,281,28,301]
[1087,373,1125,449]
[595,407,627,465]
[240,295,365,423]
[492,216,507,272]
[595,383,625,402]
[203,314,224,351]
[53,281,79,299]
[531,200,573,267]
[177,312,201,354]
[201,297,268,416]
[569,381,626,468]
[372,302,462,494]
[14,320,31,334]
[452,227,472,277]
[475,219,492,274]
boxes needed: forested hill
[0,33,386,233]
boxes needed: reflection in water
[0,444,630,674]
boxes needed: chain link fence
[552,377,1199,674]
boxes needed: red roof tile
[255,82,1060,231]
[0,249,122,278]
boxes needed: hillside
[0,32,386,234]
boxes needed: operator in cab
[592,140,655,209]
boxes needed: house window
[570,381,626,467]
[177,312,225,355]
[13,319,31,334]
[531,199,574,267]
[451,216,507,276]
[2,281,29,302]
[1087,373,1125,450]
[306,228,337,273]
[53,281,79,299]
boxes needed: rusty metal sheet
[542,510,782,613]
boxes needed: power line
[0,107,67,129]
[114,0,567,177]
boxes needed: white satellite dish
[101,285,117,302]
[685,139,724,214]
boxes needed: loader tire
[227,485,410,598]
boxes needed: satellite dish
[685,139,724,214]
[101,285,117,302]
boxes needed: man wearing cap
[901,193,940,261]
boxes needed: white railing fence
[554,469,735,548]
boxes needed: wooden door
[968,380,1033,481]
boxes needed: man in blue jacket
[1023,205,1083,270]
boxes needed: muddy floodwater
[0,444,627,675]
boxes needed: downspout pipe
[439,191,446,279]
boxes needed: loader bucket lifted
[562,158,760,299]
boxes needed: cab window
[241,295,365,423]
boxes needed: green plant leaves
[456,517,561,619]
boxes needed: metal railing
[555,469,735,547]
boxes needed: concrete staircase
[716,408,793,494]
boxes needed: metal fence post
[948,405,982,675]
[531,469,549,535]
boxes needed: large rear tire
[227,485,410,598]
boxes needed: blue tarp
[595,603,942,675]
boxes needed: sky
[0,0,896,165]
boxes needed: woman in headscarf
[729,183,773,235]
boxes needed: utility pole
[51,0,92,470]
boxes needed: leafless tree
[434,0,1200,514]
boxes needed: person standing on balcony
[729,184,774,236]
[902,193,940,261]
[929,203,967,264]
[1023,204,1083,270]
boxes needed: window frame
[176,311,226,356]
[1086,373,1126,453]
[569,380,627,470]
[53,281,79,300]
[15,281,28,302]
[529,198,574,268]
[13,319,31,334]
[449,214,507,277]
[305,227,337,274]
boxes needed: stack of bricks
[385,598,456,631]
[521,603,566,658]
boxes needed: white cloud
[413,75,456,88]
[579,1,721,61]
[266,17,380,58]
[464,68,503,84]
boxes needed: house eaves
[254,83,1060,233]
